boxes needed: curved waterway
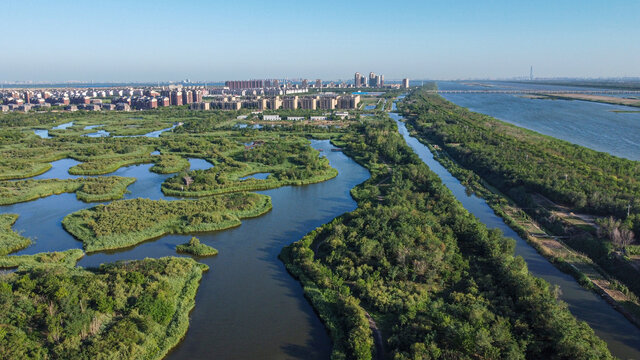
[0,140,371,359]
[391,105,640,359]
[437,81,640,161]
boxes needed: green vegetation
[0,176,136,205]
[0,256,207,360]
[176,237,218,257]
[1,109,177,136]
[162,137,337,197]
[401,87,640,307]
[69,155,155,175]
[281,115,612,359]
[62,193,272,252]
[1,98,615,359]
[0,214,31,255]
[0,160,53,180]
[401,87,640,222]
[150,154,191,174]
[0,249,85,270]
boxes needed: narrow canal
[391,103,640,359]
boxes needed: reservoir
[0,140,370,359]
[437,81,640,161]
[391,101,640,359]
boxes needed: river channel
[437,81,640,161]
[391,101,640,359]
[1,139,370,359]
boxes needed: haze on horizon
[2,0,639,83]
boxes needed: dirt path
[364,311,386,360]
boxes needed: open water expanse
[392,99,640,359]
[1,139,370,359]
[437,81,640,161]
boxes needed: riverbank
[402,121,640,329]
[398,90,640,357]
[540,93,640,108]
[281,113,613,359]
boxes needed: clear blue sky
[2,0,639,82]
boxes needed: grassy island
[0,214,31,255]
[0,249,85,270]
[0,176,136,205]
[62,192,271,252]
[150,154,191,174]
[161,137,337,197]
[0,255,207,360]
[176,237,218,257]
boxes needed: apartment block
[282,96,298,110]
[318,96,337,110]
[299,96,317,110]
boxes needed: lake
[437,81,640,161]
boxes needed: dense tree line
[401,87,640,298]
[281,117,612,359]
[0,257,207,359]
[401,88,640,237]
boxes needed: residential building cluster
[195,94,360,111]
[354,72,385,87]
[0,72,408,113]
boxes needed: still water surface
[392,103,640,359]
[1,140,370,359]
[437,81,640,161]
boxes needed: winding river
[1,139,370,359]
[9,104,640,358]
[391,101,640,359]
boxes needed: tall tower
[530,66,533,81]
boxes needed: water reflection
[392,109,640,359]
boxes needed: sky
[2,0,639,82]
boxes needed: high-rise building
[354,72,362,88]
[267,96,282,110]
[225,80,265,90]
[315,79,322,88]
[182,90,193,105]
[337,95,361,109]
[171,91,183,106]
[402,78,410,89]
[283,96,298,110]
[192,90,203,103]
[369,72,376,87]
[318,96,337,110]
[379,74,384,87]
[299,96,317,110]
[301,79,308,88]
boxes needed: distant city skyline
[2,0,639,82]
